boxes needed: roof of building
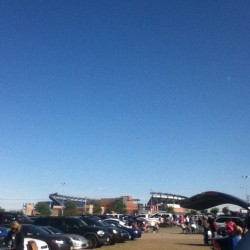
[148,192,188,206]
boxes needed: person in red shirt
[225,219,235,235]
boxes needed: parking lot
[104,226,210,250]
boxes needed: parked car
[0,237,48,250]
[136,214,160,226]
[39,226,88,249]
[11,224,74,250]
[0,212,33,224]
[103,218,141,240]
[214,216,244,235]
[0,227,9,239]
[24,238,49,250]
[34,216,110,249]
[101,221,131,241]
[80,216,128,244]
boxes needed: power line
[0,198,48,201]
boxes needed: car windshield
[42,226,63,234]
[99,221,111,227]
[92,219,106,227]
[23,226,50,236]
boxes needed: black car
[16,224,72,250]
[100,221,131,241]
[80,216,128,244]
[103,219,142,240]
[34,216,110,249]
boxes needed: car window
[88,219,104,227]
[35,217,50,225]
[81,218,91,225]
[17,214,33,223]
[215,217,240,223]
[65,218,86,228]
[215,218,227,223]
[106,221,118,226]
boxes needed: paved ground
[104,226,212,250]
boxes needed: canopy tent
[180,191,250,210]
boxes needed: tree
[105,208,112,214]
[201,209,208,215]
[93,201,102,214]
[186,210,198,216]
[222,206,230,215]
[190,210,198,215]
[36,202,51,216]
[165,206,174,214]
[210,207,220,217]
[64,201,77,216]
[114,201,127,214]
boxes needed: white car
[136,214,161,226]
[103,218,128,227]
[24,238,48,250]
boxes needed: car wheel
[86,235,97,249]
[103,236,112,246]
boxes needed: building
[100,196,139,214]
[147,192,189,215]
[23,192,190,216]
[24,193,140,215]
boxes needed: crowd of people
[173,213,247,250]
[130,218,160,233]
[210,217,246,250]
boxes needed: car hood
[60,234,87,241]
[180,191,250,210]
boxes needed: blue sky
[1,0,250,210]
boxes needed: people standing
[4,221,24,250]
[189,216,197,234]
[232,225,243,250]
[203,216,210,245]
[208,217,218,239]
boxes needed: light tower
[61,182,66,215]
[242,176,250,202]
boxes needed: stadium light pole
[240,186,245,200]
[61,182,66,215]
[242,176,250,202]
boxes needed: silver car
[39,226,88,250]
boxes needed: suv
[34,216,110,249]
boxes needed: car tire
[86,235,98,249]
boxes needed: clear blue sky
[1,0,250,210]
